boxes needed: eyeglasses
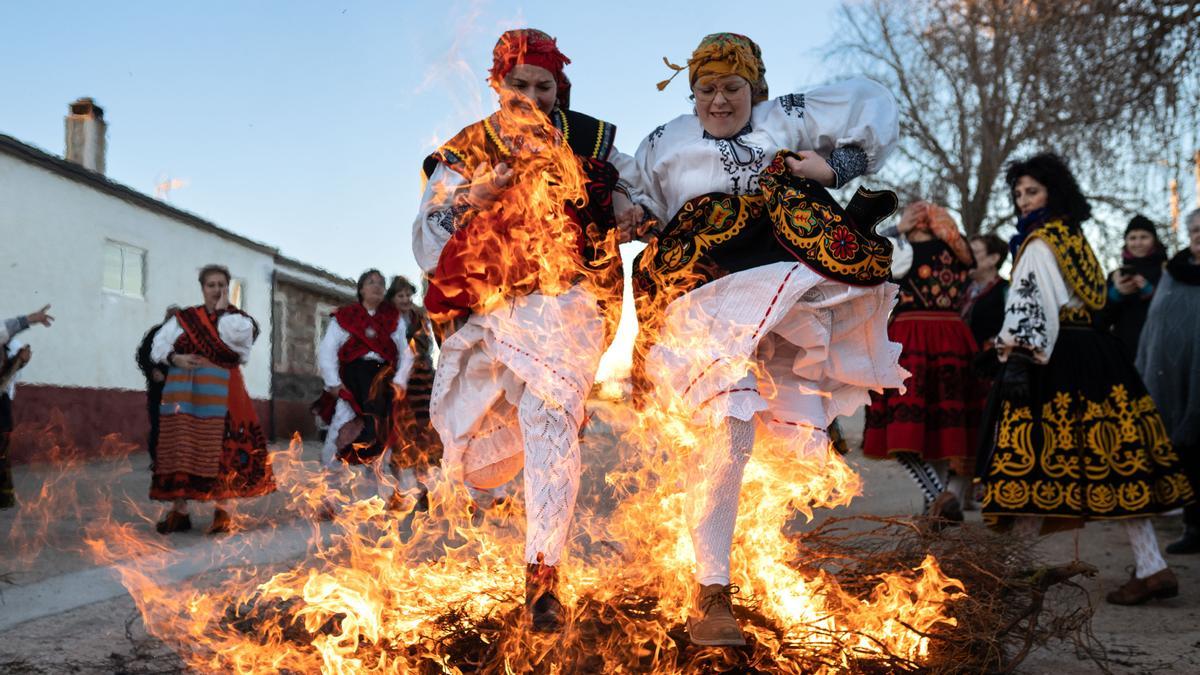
[692,80,749,103]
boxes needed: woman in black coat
[1102,215,1167,362]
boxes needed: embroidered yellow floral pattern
[984,384,1192,516]
[1017,218,1106,311]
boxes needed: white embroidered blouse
[612,77,899,225]
[316,312,414,390]
[995,238,1080,364]
[150,312,257,365]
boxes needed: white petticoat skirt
[430,285,606,488]
[643,261,906,455]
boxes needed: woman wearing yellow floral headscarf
[612,33,904,645]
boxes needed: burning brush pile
[52,401,1094,675]
[9,95,1096,674]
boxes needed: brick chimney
[64,97,107,174]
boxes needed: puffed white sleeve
[413,164,471,274]
[317,319,349,389]
[150,317,183,364]
[391,317,415,389]
[217,313,257,364]
[610,134,670,226]
[995,238,1071,364]
[888,235,913,279]
[767,77,898,184]
[610,146,651,214]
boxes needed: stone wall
[271,278,348,438]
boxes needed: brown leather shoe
[155,510,192,534]
[687,584,746,646]
[1106,568,1179,605]
[525,555,565,632]
[208,508,232,535]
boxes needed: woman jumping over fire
[614,33,906,645]
[412,28,628,632]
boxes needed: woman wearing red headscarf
[863,202,983,522]
[412,28,627,633]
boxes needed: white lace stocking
[1123,518,1168,579]
[519,391,581,566]
[688,417,755,586]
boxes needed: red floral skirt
[864,311,983,466]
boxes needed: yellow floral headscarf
[657,32,768,103]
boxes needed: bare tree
[833,0,1200,237]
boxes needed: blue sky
[0,0,845,281]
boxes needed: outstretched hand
[27,304,54,327]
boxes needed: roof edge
[0,133,278,256]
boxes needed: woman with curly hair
[977,153,1193,605]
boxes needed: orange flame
[6,91,964,674]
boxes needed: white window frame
[102,240,146,298]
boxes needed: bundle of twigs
[789,516,1101,673]
[223,515,1099,673]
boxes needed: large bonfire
[6,92,1096,674]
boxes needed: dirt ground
[1,405,1196,674]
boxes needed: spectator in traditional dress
[384,275,441,512]
[313,269,412,515]
[864,202,981,521]
[977,153,1191,605]
[150,266,274,534]
[136,305,180,470]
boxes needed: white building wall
[0,153,275,398]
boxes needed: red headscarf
[488,28,572,110]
